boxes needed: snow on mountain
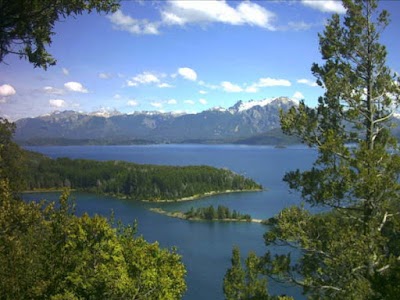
[237,98,277,112]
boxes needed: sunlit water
[23,144,317,299]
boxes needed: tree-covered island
[22,151,263,202]
[150,205,263,223]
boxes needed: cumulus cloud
[297,78,318,87]
[221,81,243,93]
[113,94,122,99]
[64,81,88,93]
[108,10,159,35]
[162,0,276,30]
[301,0,346,13]
[49,99,66,108]
[178,67,197,81]
[220,77,291,93]
[127,72,160,86]
[199,90,208,95]
[256,77,291,87]
[199,98,207,105]
[43,86,64,95]
[0,84,16,97]
[292,91,305,101]
[167,99,177,105]
[184,100,195,105]
[62,68,69,76]
[127,100,139,106]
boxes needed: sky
[1,0,399,121]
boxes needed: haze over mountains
[15,97,300,145]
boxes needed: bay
[23,144,317,299]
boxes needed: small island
[150,205,264,224]
[23,151,263,202]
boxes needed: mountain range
[15,97,300,145]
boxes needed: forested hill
[23,151,262,201]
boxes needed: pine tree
[264,0,400,298]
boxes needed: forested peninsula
[22,151,262,201]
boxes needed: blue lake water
[23,144,317,299]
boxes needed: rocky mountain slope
[15,97,299,145]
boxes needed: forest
[22,151,262,201]
[185,205,252,221]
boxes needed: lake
[23,144,317,299]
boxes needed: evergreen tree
[0,0,119,68]
[264,0,400,298]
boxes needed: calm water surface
[24,144,317,299]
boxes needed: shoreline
[22,188,77,193]
[149,207,265,224]
[141,188,263,203]
[22,188,263,204]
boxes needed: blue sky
[1,0,399,121]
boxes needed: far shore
[150,207,265,224]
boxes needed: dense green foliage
[223,247,292,300]
[0,0,119,68]
[0,118,26,192]
[0,185,186,299]
[224,1,400,299]
[185,205,251,221]
[23,154,262,201]
[1,121,187,299]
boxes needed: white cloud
[62,68,69,76]
[113,94,121,99]
[162,0,276,30]
[127,100,139,106]
[108,10,160,35]
[99,72,112,79]
[64,81,88,93]
[220,77,291,94]
[184,100,195,105]
[297,78,318,87]
[292,91,305,101]
[221,81,243,93]
[158,83,173,88]
[178,67,197,81]
[0,84,16,97]
[167,99,177,105]
[256,77,291,87]
[127,72,160,86]
[49,99,66,108]
[151,102,163,108]
[301,0,346,14]
[43,86,64,95]
[199,98,207,105]
[198,80,219,90]
[199,90,208,95]
[245,85,259,93]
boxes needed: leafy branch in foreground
[0,0,119,68]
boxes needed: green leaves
[0,186,187,299]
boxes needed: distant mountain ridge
[15,97,300,145]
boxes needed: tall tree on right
[264,0,400,298]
